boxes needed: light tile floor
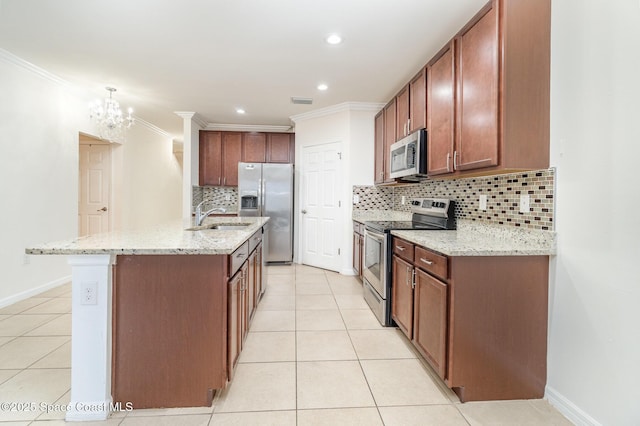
[0,264,573,425]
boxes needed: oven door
[362,228,387,298]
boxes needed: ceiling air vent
[291,97,313,105]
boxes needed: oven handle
[364,228,385,242]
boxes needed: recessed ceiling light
[325,34,342,45]
[236,108,245,114]
[317,83,328,91]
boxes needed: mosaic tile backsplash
[192,186,239,212]
[353,168,555,231]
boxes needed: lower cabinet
[227,232,264,381]
[390,236,549,402]
[352,221,364,280]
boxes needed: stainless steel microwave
[389,129,428,181]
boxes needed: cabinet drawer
[393,238,414,263]
[414,246,448,280]
[353,221,364,235]
[249,230,262,253]
[229,241,249,277]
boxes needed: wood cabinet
[352,221,364,280]
[113,255,228,408]
[426,0,550,177]
[427,42,456,176]
[227,265,242,381]
[390,236,549,402]
[267,133,295,163]
[396,85,410,139]
[391,254,414,338]
[199,131,223,186]
[413,267,448,379]
[242,132,267,163]
[201,131,295,187]
[374,111,385,185]
[382,100,397,183]
[409,69,427,133]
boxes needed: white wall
[292,103,379,274]
[548,1,640,425]
[0,51,182,305]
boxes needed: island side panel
[112,255,228,408]
[447,255,549,402]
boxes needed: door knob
[98,207,108,212]
[301,209,307,214]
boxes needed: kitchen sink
[185,223,251,231]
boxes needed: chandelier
[89,87,135,142]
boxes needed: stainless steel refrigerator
[238,162,294,263]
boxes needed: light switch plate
[479,194,487,211]
[520,195,530,213]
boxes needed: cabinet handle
[412,269,416,289]
[395,246,405,251]
[237,253,246,258]
[453,151,458,170]
[407,118,411,133]
[223,177,226,186]
[420,258,433,265]
[446,153,451,173]
[218,177,221,185]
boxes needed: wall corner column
[175,112,207,220]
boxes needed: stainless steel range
[362,198,456,326]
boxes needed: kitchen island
[26,216,269,421]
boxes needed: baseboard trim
[0,276,71,309]
[546,386,603,426]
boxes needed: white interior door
[79,144,111,236]
[301,141,342,271]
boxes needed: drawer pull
[395,246,406,251]
[237,253,246,258]
[420,258,433,265]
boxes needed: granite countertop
[391,220,556,256]
[352,209,412,223]
[26,216,269,256]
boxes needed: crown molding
[204,123,293,133]
[135,117,171,138]
[290,102,386,123]
[174,111,208,129]
[0,48,73,89]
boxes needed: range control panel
[410,198,454,218]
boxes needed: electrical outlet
[81,281,98,305]
[225,193,231,201]
[353,194,360,204]
[479,194,488,211]
[520,195,530,213]
[401,196,406,205]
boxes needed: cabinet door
[409,69,426,133]
[242,132,267,163]
[199,131,222,186]
[396,85,410,139]
[240,262,249,345]
[222,132,242,186]
[383,100,397,183]
[455,3,499,171]
[374,111,385,184]
[353,232,361,276]
[228,271,241,380]
[427,42,456,176]
[267,133,294,163]
[247,250,257,319]
[391,255,414,339]
[413,268,448,379]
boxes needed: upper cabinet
[427,42,456,177]
[377,0,550,183]
[395,85,410,140]
[374,111,385,185]
[429,0,551,176]
[242,133,267,163]
[266,133,295,163]
[200,131,295,186]
[408,69,427,134]
[383,100,397,183]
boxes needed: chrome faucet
[195,201,227,226]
